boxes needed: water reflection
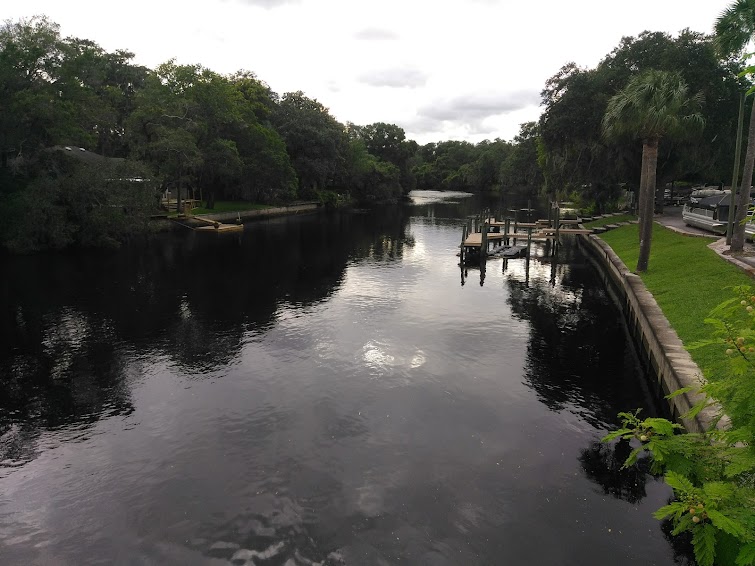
[504,238,663,428]
[0,195,679,565]
[0,208,413,470]
[579,440,654,504]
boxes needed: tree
[0,16,66,161]
[540,31,742,210]
[271,91,348,196]
[603,70,704,272]
[470,139,512,192]
[716,0,755,252]
[340,137,402,203]
[499,123,543,190]
[127,62,296,207]
[355,122,417,194]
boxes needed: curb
[707,238,755,278]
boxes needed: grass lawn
[583,214,637,228]
[599,223,753,383]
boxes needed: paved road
[654,205,720,238]
[654,205,755,273]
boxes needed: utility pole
[727,92,745,245]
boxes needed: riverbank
[583,209,755,431]
[152,201,321,232]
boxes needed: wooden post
[460,225,467,263]
[504,218,510,245]
[481,222,489,256]
[526,226,532,255]
[555,206,561,248]
[547,203,553,229]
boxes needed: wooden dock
[459,202,597,265]
[171,214,244,234]
[194,223,243,233]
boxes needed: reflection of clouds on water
[361,341,426,381]
[41,308,91,379]
[408,190,474,205]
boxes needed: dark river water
[1,191,685,565]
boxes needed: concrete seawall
[579,233,723,433]
[152,203,321,232]
[198,202,320,222]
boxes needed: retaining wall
[152,203,321,232]
[579,234,723,432]
[198,202,320,222]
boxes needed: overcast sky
[7,0,734,145]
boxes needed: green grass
[583,214,637,228]
[599,223,753,382]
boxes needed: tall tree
[540,31,741,209]
[716,0,755,252]
[603,70,704,272]
[271,91,347,196]
[499,122,544,190]
[351,122,417,195]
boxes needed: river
[0,191,687,565]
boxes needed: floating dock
[192,216,244,233]
[171,214,244,234]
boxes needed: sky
[7,0,735,145]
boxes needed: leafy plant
[604,287,755,566]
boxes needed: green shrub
[604,287,755,566]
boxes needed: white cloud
[5,0,732,144]
[358,68,429,88]
[354,27,400,41]
[232,0,301,8]
[419,91,541,122]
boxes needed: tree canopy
[0,15,750,252]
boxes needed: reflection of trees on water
[0,206,412,467]
[505,239,662,429]
[660,518,696,566]
[579,441,697,564]
[579,440,654,504]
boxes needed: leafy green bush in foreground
[604,287,755,566]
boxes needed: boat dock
[191,215,244,233]
[459,203,592,264]
[171,213,244,234]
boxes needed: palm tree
[716,0,755,252]
[602,70,704,272]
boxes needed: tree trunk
[637,138,659,272]
[637,143,649,243]
[731,95,755,252]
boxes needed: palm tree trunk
[731,96,755,252]
[637,138,659,272]
[637,143,649,243]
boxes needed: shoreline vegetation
[598,223,755,566]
